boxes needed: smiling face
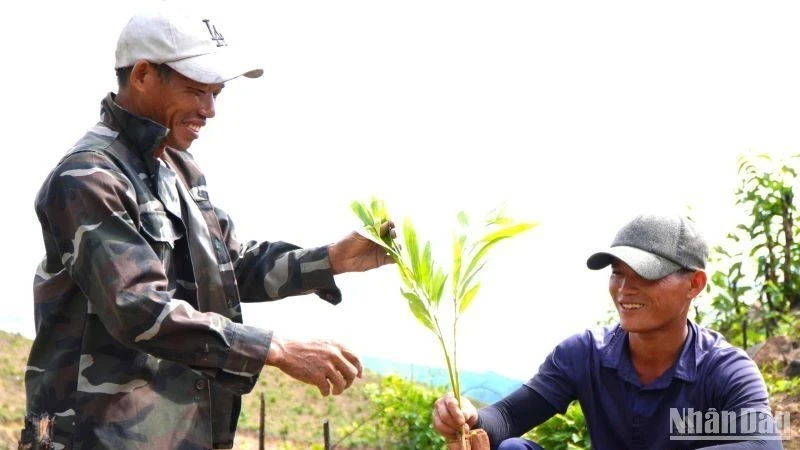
[121,62,224,151]
[609,260,703,336]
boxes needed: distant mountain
[361,355,524,405]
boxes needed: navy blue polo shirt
[526,321,773,449]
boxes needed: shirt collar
[100,92,169,158]
[599,320,699,387]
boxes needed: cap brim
[586,245,681,280]
[166,47,263,84]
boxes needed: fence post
[259,392,266,450]
[324,420,331,450]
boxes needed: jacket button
[195,379,207,390]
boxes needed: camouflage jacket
[25,93,342,450]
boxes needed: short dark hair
[115,67,132,88]
[115,63,175,88]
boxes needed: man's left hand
[328,221,396,274]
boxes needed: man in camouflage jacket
[23,9,394,450]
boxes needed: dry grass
[0,331,29,450]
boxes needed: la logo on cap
[203,19,227,47]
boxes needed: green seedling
[351,198,537,420]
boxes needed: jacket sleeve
[475,385,559,448]
[214,206,342,305]
[524,331,587,414]
[40,151,269,394]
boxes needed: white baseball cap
[114,9,263,84]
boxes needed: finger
[381,251,395,266]
[432,402,449,435]
[331,355,359,391]
[379,220,395,238]
[432,408,452,437]
[437,395,458,428]
[316,374,332,397]
[445,394,466,427]
[434,397,461,436]
[463,399,478,426]
[339,346,363,378]
[326,365,348,395]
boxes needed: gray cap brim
[586,245,682,280]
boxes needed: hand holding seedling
[432,392,479,440]
[328,221,397,274]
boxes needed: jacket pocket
[140,209,183,269]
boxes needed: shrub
[525,401,591,450]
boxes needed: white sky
[2,0,800,381]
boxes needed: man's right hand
[266,336,363,396]
[432,393,479,440]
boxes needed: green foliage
[704,153,800,348]
[525,401,591,450]
[337,375,447,449]
[761,361,800,397]
[351,197,537,412]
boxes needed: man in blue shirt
[432,214,784,449]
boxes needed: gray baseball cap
[586,214,708,280]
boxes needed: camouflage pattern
[24,93,342,450]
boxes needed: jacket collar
[100,92,169,159]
